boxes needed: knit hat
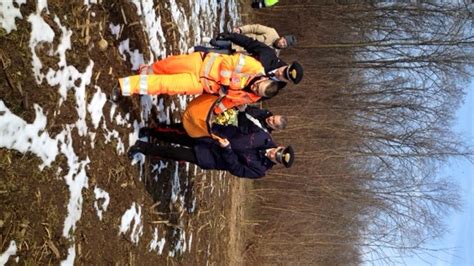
[283,35,297,47]
[275,145,295,168]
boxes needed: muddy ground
[0,0,252,264]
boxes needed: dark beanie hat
[283,35,297,47]
[284,61,304,84]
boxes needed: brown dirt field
[0,0,249,265]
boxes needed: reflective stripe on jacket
[201,53,265,94]
[118,52,265,113]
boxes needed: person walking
[209,24,296,56]
[111,52,286,114]
[139,105,287,139]
[216,32,303,84]
[129,126,294,179]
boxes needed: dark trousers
[146,124,198,164]
[148,124,195,147]
[146,145,198,164]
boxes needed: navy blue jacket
[220,33,287,73]
[237,106,273,134]
[193,128,277,179]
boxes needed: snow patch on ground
[28,13,55,84]
[36,0,49,13]
[129,120,146,179]
[149,228,166,255]
[169,0,191,53]
[59,126,90,238]
[188,233,193,252]
[177,95,189,111]
[130,0,167,60]
[140,95,155,122]
[129,120,142,147]
[225,0,241,28]
[103,128,120,143]
[189,197,197,213]
[109,23,122,40]
[88,132,96,148]
[152,161,169,175]
[168,229,187,257]
[87,86,107,129]
[109,103,117,121]
[116,138,125,155]
[0,240,17,265]
[29,13,95,136]
[71,61,95,137]
[0,102,59,169]
[171,162,181,203]
[119,202,144,245]
[118,38,145,71]
[94,186,110,221]
[114,112,130,127]
[155,98,170,124]
[191,0,218,41]
[61,245,76,266]
[102,127,126,155]
[0,0,27,33]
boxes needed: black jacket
[220,33,287,73]
[237,106,273,134]
[194,128,276,178]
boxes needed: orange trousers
[118,53,207,96]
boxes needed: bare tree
[241,0,473,264]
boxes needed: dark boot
[138,127,154,138]
[110,83,122,102]
[128,140,149,159]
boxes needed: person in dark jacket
[209,24,296,56]
[217,33,304,84]
[128,127,295,179]
[138,106,287,138]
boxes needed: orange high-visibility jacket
[118,52,265,113]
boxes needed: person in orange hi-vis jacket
[113,52,286,114]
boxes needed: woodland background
[241,0,474,264]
